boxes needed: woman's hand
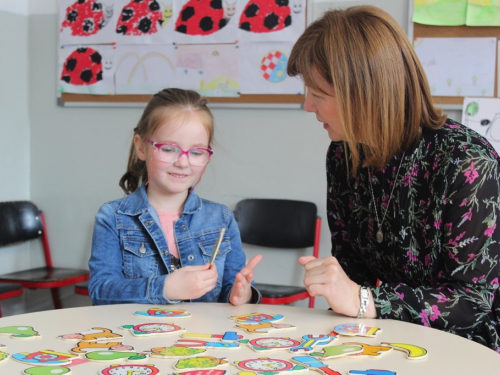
[298,255,375,318]
[164,264,218,301]
[229,254,263,306]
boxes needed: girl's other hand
[164,263,218,301]
[229,254,263,306]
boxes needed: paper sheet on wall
[58,44,115,95]
[114,45,177,94]
[239,42,304,95]
[462,97,500,154]
[414,37,496,97]
[466,0,500,26]
[498,39,500,97]
[412,0,467,26]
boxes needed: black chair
[0,201,90,310]
[74,280,89,297]
[234,199,321,308]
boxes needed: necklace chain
[368,152,406,243]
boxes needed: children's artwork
[462,97,500,154]
[233,357,306,373]
[381,342,428,360]
[237,0,306,43]
[244,337,302,352]
[100,363,160,375]
[0,325,40,339]
[114,44,177,94]
[332,323,381,337]
[466,0,500,26]
[239,42,303,94]
[182,331,244,341]
[414,37,496,97]
[412,0,467,26]
[121,322,185,336]
[309,344,364,359]
[58,45,115,94]
[344,342,393,358]
[289,334,337,353]
[70,341,135,355]
[23,366,72,375]
[174,356,228,370]
[348,371,396,375]
[86,350,148,362]
[134,308,191,318]
[230,313,284,323]
[291,356,342,375]
[12,350,79,366]
[172,0,239,44]
[175,339,240,349]
[175,44,240,97]
[58,327,123,341]
[150,346,207,358]
[235,322,296,334]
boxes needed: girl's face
[135,111,211,204]
[303,67,344,142]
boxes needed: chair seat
[0,267,89,288]
[255,283,308,298]
[0,283,23,300]
[75,281,89,296]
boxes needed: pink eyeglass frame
[146,140,213,162]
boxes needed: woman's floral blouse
[327,119,500,351]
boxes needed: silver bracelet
[357,286,370,318]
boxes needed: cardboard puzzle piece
[70,341,135,355]
[175,339,240,349]
[244,337,302,352]
[381,342,428,360]
[12,350,78,366]
[344,343,392,358]
[134,308,191,319]
[309,344,364,359]
[233,357,307,373]
[121,322,185,336]
[332,323,381,338]
[86,350,148,363]
[58,327,123,342]
[182,331,244,342]
[289,334,337,353]
[0,351,9,363]
[0,326,40,339]
[174,356,228,370]
[292,356,342,375]
[235,322,296,335]
[172,371,226,375]
[23,366,72,375]
[230,313,284,324]
[100,363,159,375]
[150,346,207,358]
[348,370,396,375]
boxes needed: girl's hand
[298,255,374,317]
[229,254,263,306]
[164,264,218,301]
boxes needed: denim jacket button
[145,221,153,226]
[139,243,146,254]
[188,255,195,261]
[181,225,187,230]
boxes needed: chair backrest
[234,199,318,249]
[0,201,43,247]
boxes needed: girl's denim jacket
[89,184,260,305]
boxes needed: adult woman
[289,5,500,351]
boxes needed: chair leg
[0,305,3,318]
[309,296,315,309]
[51,288,62,309]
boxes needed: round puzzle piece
[248,337,301,351]
[230,313,284,323]
[121,322,184,336]
[23,366,72,375]
[100,363,159,375]
[234,357,304,373]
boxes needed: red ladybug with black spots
[239,0,291,33]
[61,0,105,36]
[175,0,236,36]
[60,47,103,85]
[116,0,163,35]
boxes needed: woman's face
[303,67,344,142]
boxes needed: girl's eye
[189,150,203,157]
[160,146,178,153]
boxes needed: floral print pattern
[326,119,500,352]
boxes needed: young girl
[89,88,262,305]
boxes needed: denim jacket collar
[117,184,202,216]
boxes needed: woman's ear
[134,134,147,161]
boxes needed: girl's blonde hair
[288,5,446,175]
[119,88,214,194]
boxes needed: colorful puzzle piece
[175,339,240,349]
[23,366,72,375]
[134,308,191,319]
[236,322,296,335]
[58,327,122,341]
[245,337,301,351]
[86,350,148,363]
[174,356,228,370]
[233,357,307,373]
[309,344,363,359]
[292,356,342,375]
[100,363,159,375]
[332,323,381,337]
[150,346,207,358]
[0,351,9,363]
[289,334,337,353]
[70,341,135,355]
[348,370,396,375]
[172,371,226,375]
[230,313,284,323]
[183,332,244,342]
[12,350,78,366]
[121,322,185,336]
[345,342,393,357]
[0,325,40,339]
[381,342,428,359]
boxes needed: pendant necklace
[368,152,406,243]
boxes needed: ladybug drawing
[175,0,237,36]
[116,0,163,35]
[239,0,292,33]
[60,47,103,85]
[61,0,108,36]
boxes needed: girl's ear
[134,134,147,161]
